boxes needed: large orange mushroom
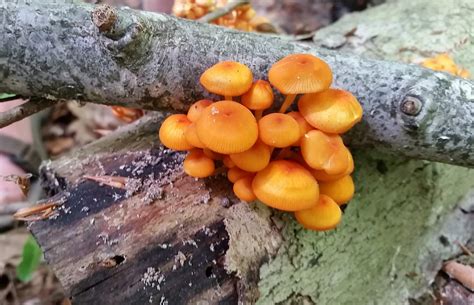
[301,130,349,175]
[196,100,258,154]
[310,150,354,182]
[258,113,300,148]
[298,89,363,134]
[158,114,193,151]
[268,54,332,113]
[183,149,215,178]
[200,61,253,100]
[252,160,319,211]
[241,80,274,119]
[294,195,342,231]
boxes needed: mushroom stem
[255,110,263,120]
[279,94,297,113]
[225,95,233,101]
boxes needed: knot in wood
[92,4,117,32]
[400,96,422,116]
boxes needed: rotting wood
[29,114,281,304]
[1,2,474,167]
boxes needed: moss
[257,150,474,304]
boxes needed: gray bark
[1,2,474,168]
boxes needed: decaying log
[1,2,474,167]
[30,115,281,304]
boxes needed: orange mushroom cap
[301,130,349,175]
[258,113,300,148]
[230,140,271,172]
[233,176,257,202]
[286,111,313,145]
[268,54,333,94]
[294,194,342,231]
[183,149,215,178]
[319,175,355,205]
[200,61,253,97]
[185,123,205,148]
[158,114,193,151]
[298,89,363,134]
[196,101,258,154]
[228,167,252,183]
[252,160,319,211]
[187,99,213,122]
[310,150,354,182]
[241,80,274,110]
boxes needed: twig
[442,261,474,291]
[198,0,249,23]
[455,240,473,256]
[0,98,56,128]
[0,201,33,216]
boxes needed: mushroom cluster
[158,54,363,231]
[172,0,268,32]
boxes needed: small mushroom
[268,54,332,113]
[298,89,363,134]
[183,149,215,178]
[158,114,193,151]
[301,130,349,175]
[286,111,313,146]
[227,167,252,183]
[200,61,253,100]
[258,113,300,148]
[241,80,274,119]
[196,101,258,154]
[319,175,355,205]
[294,194,342,231]
[187,99,213,122]
[185,123,205,148]
[252,160,319,211]
[310,151,354,182]
[233,176,257,202]
[229,140,271,172]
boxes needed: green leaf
[0,93,16,100]
[16,235,42,282]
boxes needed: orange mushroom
[310,150,354,182]
[286,111,313,145]
[301,130,349,175]
[233,176,257,202]
[111,106,144,123]
[319,175,355,205]
[184,123,205,148]
[183,149,215,178]
[268,54,332,113]
[187,99,213,122]
[200,61,253,100]
[241,80,274,119]
[227,167,252,183]
[294,195,342,231]
[258,113,300,148]
[252,160,319,211]
[158,114,193,151]
[298,89,363,134]
[230,140,271,172]
[196,101,258,154]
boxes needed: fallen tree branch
[1,3,474,167]
[198,0,249,23]
[0,98,56,128]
